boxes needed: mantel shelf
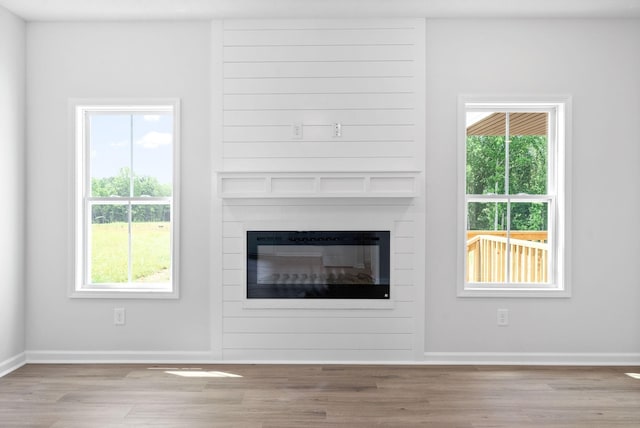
[216,171,419,199]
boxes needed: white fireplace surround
[218,196,422,360]
[211,19,426,361]
[216,172,418,312]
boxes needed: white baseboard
[424,352,640,366]
[23,352,421,366]
[20,350,640,366]
[25,350,216,364]
[0,352,27,377]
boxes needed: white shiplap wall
[222,19,422,172]
[216,19,425,361]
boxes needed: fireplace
[247,231,390,299]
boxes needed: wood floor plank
[1,364,639,427]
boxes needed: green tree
[466,135,547,232]
[91,168,171,223]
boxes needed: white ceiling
[1,0,640,21]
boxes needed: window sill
[458,286,570,298]
[69,288,179,299]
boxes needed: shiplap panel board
[395,237,415,253]
[224,141,415,159]
[391,269,417,286]
[223,333,412,350]
[224,19,417,31]
[224,125,414,142]
[393,269,414,286]
[224,45,414,63]
[224,109,415,126]
[224,77,415,95]
[224,301,414,318]
[223,284,244,302]
[223,285,415,306]
[220,157,413,171]
[222,206,279,222]
[222,348,413,361]
[395,220,415,237]
[224,317,413,334]
[224,93,414,110]
[224,28,415,47]
[223,253,244,269]
[224,61,413,78]
[390,285,415,302]
[223,198,413,208]
[222,221,244,237]
[223,269,242,286]
[394,253,414,270]
[285,206,414,225]
[222,204,412,222]
[393,247,415,269]
[223,237,242,254]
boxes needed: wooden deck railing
[466,231,548,283]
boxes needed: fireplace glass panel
[247,231,390,299]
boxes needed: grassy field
[91,221,170,283]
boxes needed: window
[458,96,570,297]
[72,100,180,298]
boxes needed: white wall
[425,19,640,362]
[21,17,640,364]
[0,5,26,373]
[26,22,212,359]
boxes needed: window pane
[467,201,507,232]
[466,202,508,283]
[89,114,132,197]
[131,204,171,284]
[509,202,549,283]
[508,113,548,195]
[466,112,506,195]
[132,113,173,197]
[90,204,129,284]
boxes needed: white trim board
[0,353,27,378]
[424,352,640,366]
[25,351,423,365]
[21,350,640,366]
[26,350,216,364]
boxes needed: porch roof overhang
[466,112,548,136]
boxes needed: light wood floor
[1,364,640,427]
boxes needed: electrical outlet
[497,309,509,326]
[114,308,126,325]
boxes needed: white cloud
[136,131,172,149]
[144,115,161,122]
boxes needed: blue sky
[89,112,173,185]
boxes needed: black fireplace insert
[247,230,390,299]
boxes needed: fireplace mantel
[216,171,419,199]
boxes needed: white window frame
[70,99,180,299]
[457,95,571,298]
